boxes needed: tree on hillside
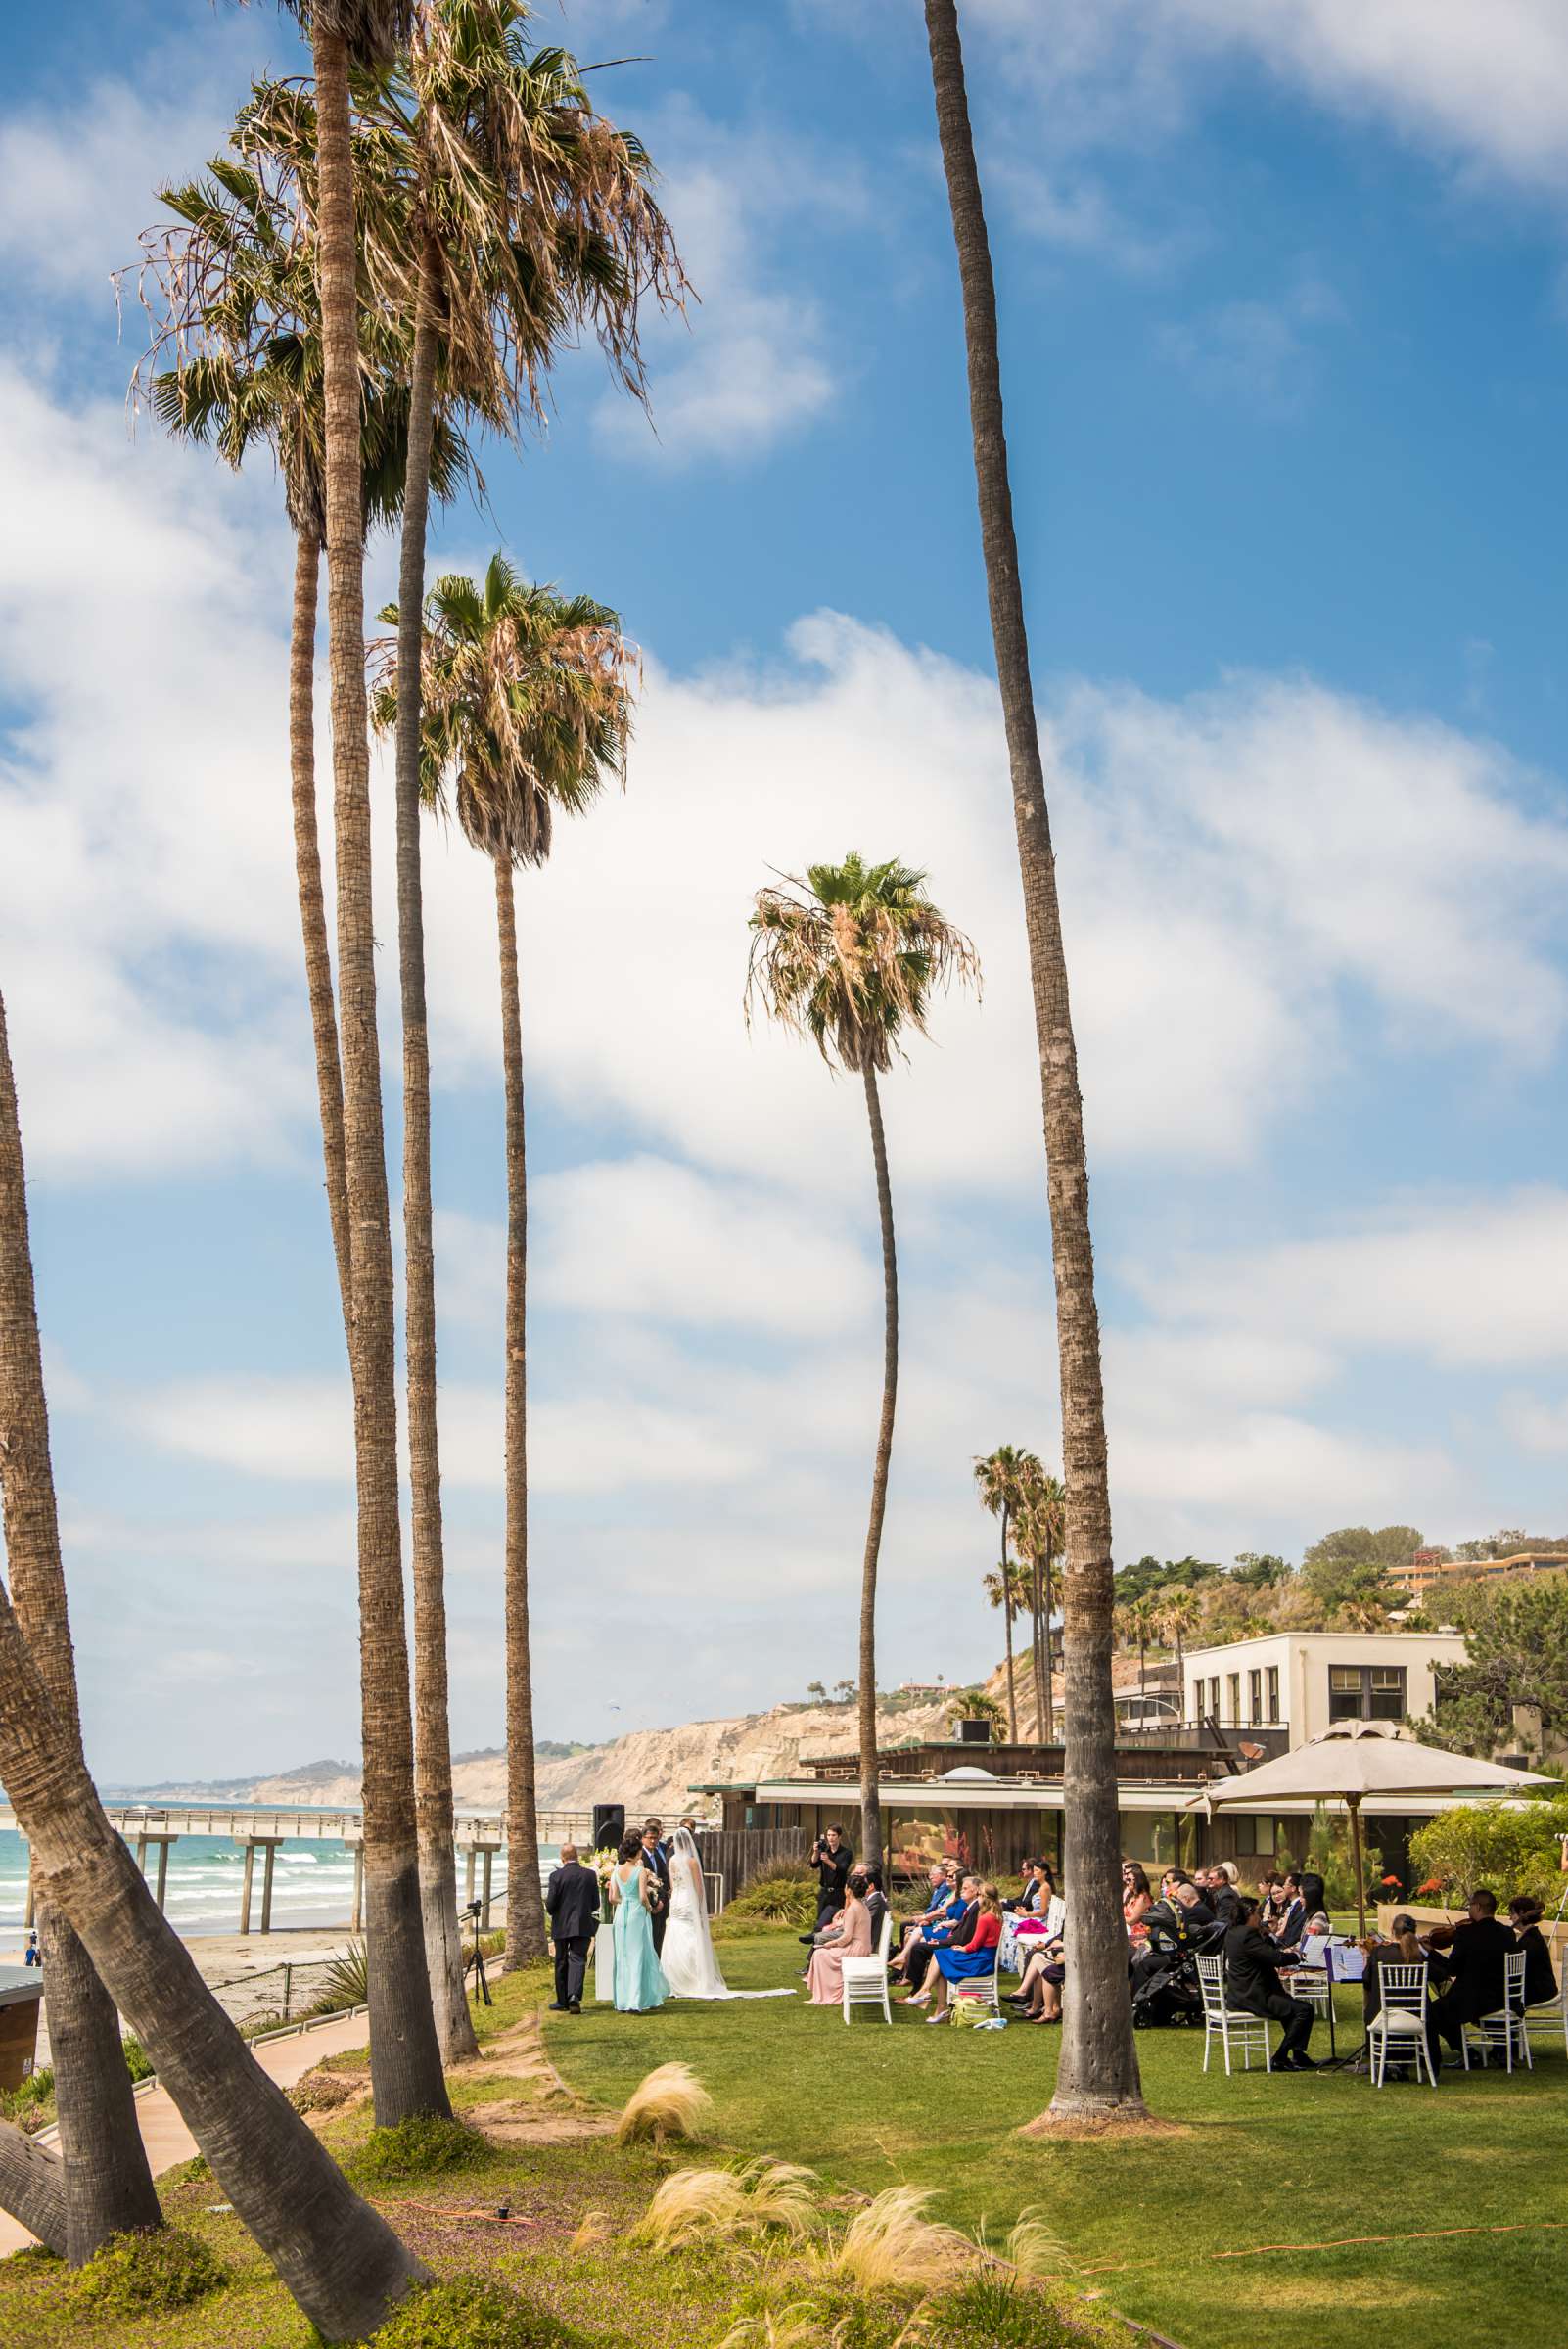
[1158,1587,1202,1706]
[749,855,980,1865]
[1232,1551,1290,1589]
[922,0,1144,2122]
[373,556,637,1969]
[1411,1579,1568,1758]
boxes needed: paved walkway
[0,2008,371,2258]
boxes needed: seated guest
[1008,1932,1066,2023]
[861,1864,890,1948]
[1172,1877,1217,1930]
[904,1874,979,2004]
[1271,1873,1308,1951]
[925,1881,1003,2022]
[1508,1895,1559,2010]
[805,1870,872,2004]
[890,1864,960,1981]
[1222,1893,1315,2069]
[1006,1858,1043,1913]
[1423,1888,1513,2059]
[1260,1877,1299,1947]
[1204,1863,1243,1925]
[1296,1869,1327,1919]
[1123,1864,1152,1933]
[1360,1912,1426,2030]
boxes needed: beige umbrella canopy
[1195,1722,1553,1932]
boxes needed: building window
[1226,1674,1241,1725]
[1248,1669,1263,1725]
[1267,1667,1280,1724]
[1328,1664,1407,1722]
[1211,1677,1222,1719]
[1189,1679,1202,1724]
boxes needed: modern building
[1401,1549,1568,1599]
[1182,1629,1468,1747]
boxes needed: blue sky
[3,0,1568,1782]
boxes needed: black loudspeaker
[592,1803,625,1852]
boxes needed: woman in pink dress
[806,1872,872,2004]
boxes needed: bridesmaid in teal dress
[610,1831,669,2013]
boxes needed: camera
[465,1899,482,1918]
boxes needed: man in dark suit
[1223,1894,1315,2068]
[1426,1888,1514,2062]
[639,1819,670,1954]
[544,1842,600,2014]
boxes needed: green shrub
[162,2153,213,2186]
[0,2063,55,2130]
[352,2113,494,2183]
[372,2275,581,2347]
[316,1939,371,2011]
[923,2275,1121,2347]
[718,1865,815,1929]
[120,2034,154,2083]
[1409,1791,1568,1906]
[69,2228,228,2318]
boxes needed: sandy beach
[0,1922,362,2061]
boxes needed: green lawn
[544,1931,1568,2349]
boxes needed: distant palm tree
[1015,1467,1066,1742]
[923,0,1143,2126]
[973,1445,1037,1740]
[981,1555,1028,1742]
[0,986,423,2334]
[1158,1589,1202,1716]
[1120,1596,1162,1707]
[372,555,636,1967]
[750,856,980,1864]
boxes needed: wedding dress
[660,1829,793,2000]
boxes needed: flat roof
[742,1776,1460,1818]
[0,1967,44,2009]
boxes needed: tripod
[465,1900,492,2007]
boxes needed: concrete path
[0,2008,371,2259]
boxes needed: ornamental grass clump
[630,2160,820,2251]
[353,2112,494,2183]
[371,2274,581,2348]
[824,2187,979,2294]
[716,1865,817,1930]
[69,2228,229,2318]
[615,2060,715,2146]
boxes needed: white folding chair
[1365,1960,1435,2088]
[841,1910,894,2026]
[951,1960,1001,2022]
[1522,1965,1568,2061]
[1282,1967,1333,2023]
[1197,1952,1271,2074]
[1461,1949,1531,2073]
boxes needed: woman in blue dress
[610,1830,669,2012]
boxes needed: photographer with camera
[799,1824,853,1955]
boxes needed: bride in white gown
[660,1827,794,2000]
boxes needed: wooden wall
[694,1826,807,1911]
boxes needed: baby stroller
[1130,1911,1224,2029]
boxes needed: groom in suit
[639,1819,671,1954]
[544,1843,600,2014]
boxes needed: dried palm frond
[820,2186,979,2295]
[614,2061,714,2148]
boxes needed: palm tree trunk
[1030,1555,1046,1737]
[999,1504,1016,1742]
[856,1061,898,1867]
[289,525,352,1337]
[312,22,449,2125]
[1040,1549,1055,1743]
[395,235,477,2065]
[0,1589,427,2336]
[923,0,1144,2121]
[0,994,162,2258]
[0,2126,67,2259]
[494,858,547,1964]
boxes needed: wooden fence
[693,1826,807,1911]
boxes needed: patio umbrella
[1193,1723,1552,1933]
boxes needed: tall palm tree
[138,108,483,2074]
[0,1007,161,2259]
[0,988,424,2332]
[1119,1596,1160,1708]
[271,0,449,2125]
[372,5,677,2049]
[1015,1467,1066,1742]
[372,556,636,1966]
[981,1555,1027,1742]
[922,0,1143,2120]
[749,857,980,1864]
[1159,1588,1202,1717]
[973,1445,1037,1740]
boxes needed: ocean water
[0,1823,530,1943]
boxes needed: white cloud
[966,0,1568,202]
[1157,269,1345,417]
[1499,1391,1568,1454]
